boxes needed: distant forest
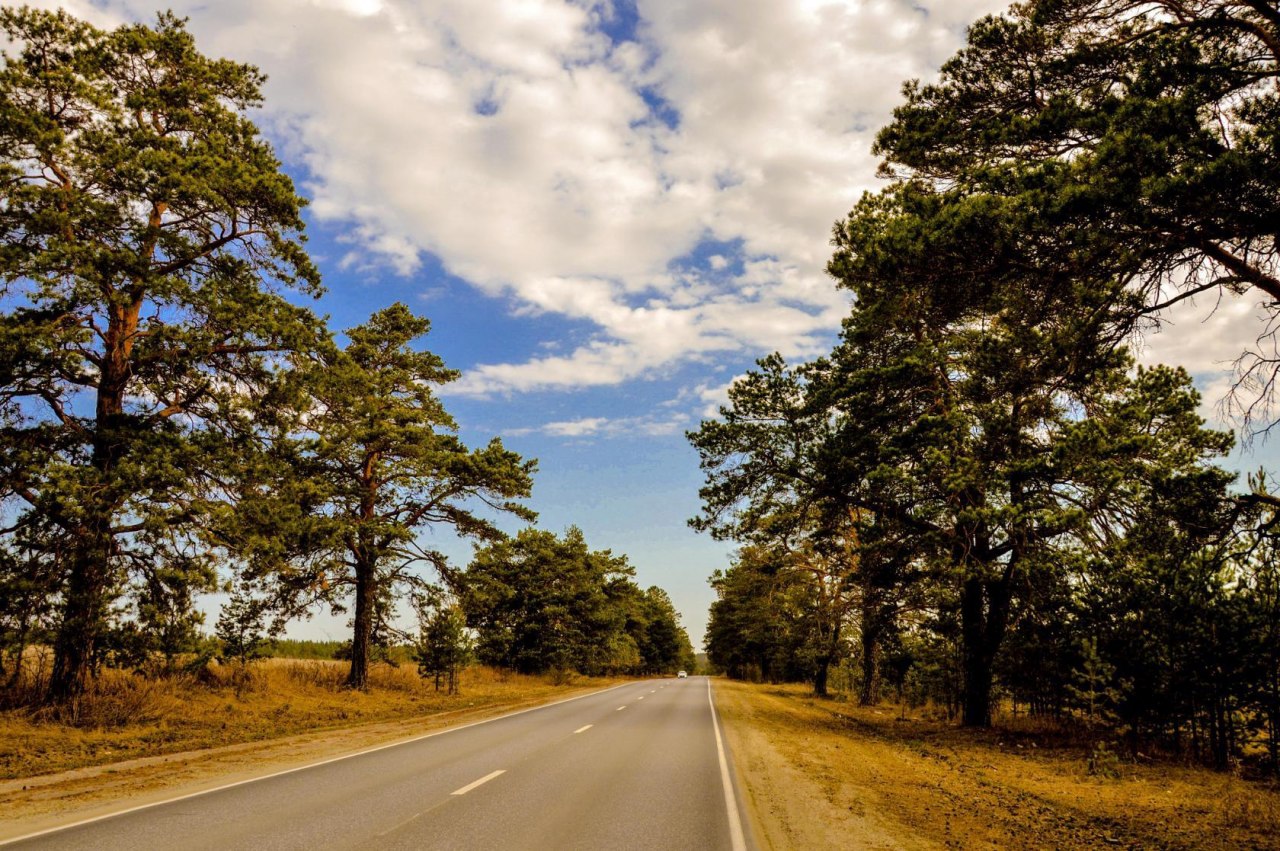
[690,0,1280,777]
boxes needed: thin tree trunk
[813,619,842,698]
[346,456,380,691]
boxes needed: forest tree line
[0,7,692,710]
[692,0,1280,775]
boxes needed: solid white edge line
[0,680,635,847]
[708,678,748,851]
[573,724,592,734]
[450,769,505,796]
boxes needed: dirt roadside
[713,680,1280,851]
[0,683,617,843]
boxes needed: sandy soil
[714,680,1280,851]
[0,683,612,842]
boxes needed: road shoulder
[712,680,1280,851]
[713,679,937,850]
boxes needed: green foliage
[215,585,275,666]
[0,6,691,715]
[268,639,348,661]
[705,546,813,684]
[689,356,892,697]
[1087,742,1121,779]
[414,602,472,694]
[1066,637,1124,728]
[693,0,1263,736]
[461,527,692,677]
[872,0,1280,426]
[220,303,536,691]
[0,7,326,700]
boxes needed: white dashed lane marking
[451,770,505,796]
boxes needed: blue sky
[41,0,1280,647]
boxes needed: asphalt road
[6,676,749,851]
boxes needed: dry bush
[366,663,423,693]
[36,669,182,728]
[0,647,54,710]
[279,660,347,692]
[464,665,553,688]
[195,660,269,698]
[549,667,577,686]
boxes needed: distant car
[677,670,688,678]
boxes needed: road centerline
[450,769,506,796]
[377,810,423,837]
[573,725,593,734]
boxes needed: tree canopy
[869,0,1280,426]
[461,527,694,677]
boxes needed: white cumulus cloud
[65,0,1011,396]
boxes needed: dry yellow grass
[715,680,1280,851]
[1,660,620,780]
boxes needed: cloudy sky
[32,0,1277,647]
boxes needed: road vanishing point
[5,676,750,851]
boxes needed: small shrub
[1088,741,1121,779]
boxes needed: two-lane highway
[5,677,749,851]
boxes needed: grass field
[715,681,1280,851]
[1,658,618,780]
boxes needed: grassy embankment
[2,654,616,780]
[715,680,1280,851]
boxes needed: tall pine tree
[0,9,324,701]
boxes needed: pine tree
[245,304,535,690]
[0,8,324,701]
[415,602,472,694]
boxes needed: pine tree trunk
[346,554,376,691]
[859,615,882,706]
[346,459,381,692]
[51,437,124,702]
[49,536,112,702]
[50,303,139,704]
[813,621,841,698]
[960,574,1012,728]
[814,657,831,697]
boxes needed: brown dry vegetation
[1,659,619,780]
[715,680,1280,851]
